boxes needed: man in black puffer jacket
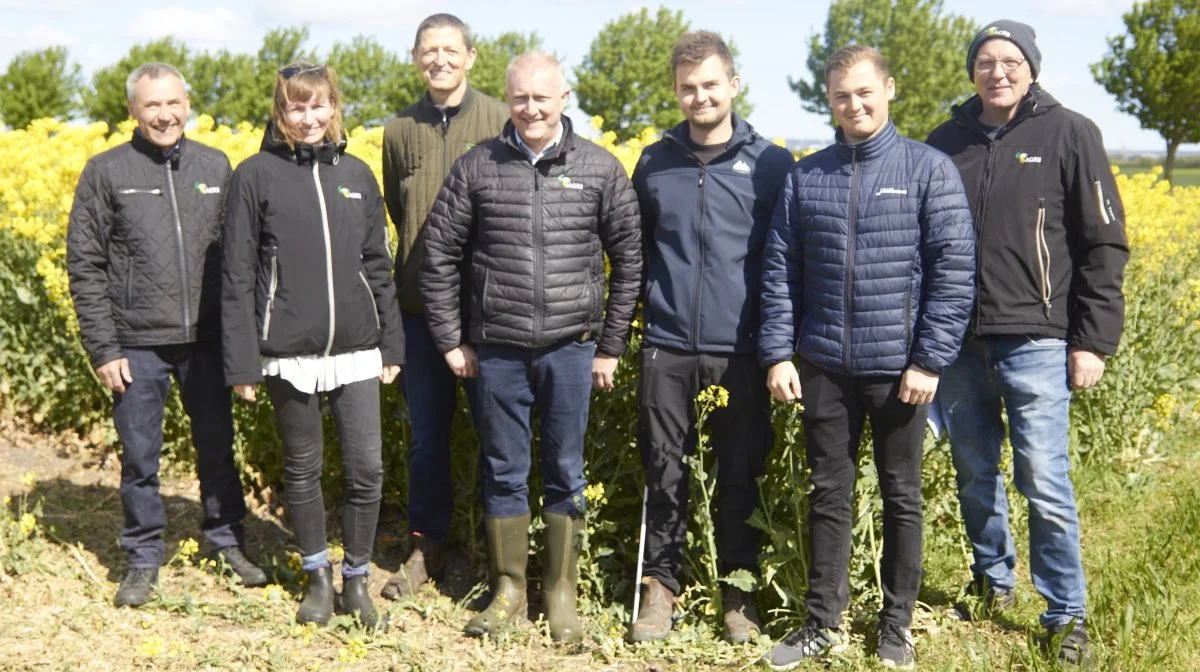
[421,52,641,643]
[66,63,264,608]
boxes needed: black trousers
[638,344,773,596]
[799,359,928,628]
[265,377,383,570]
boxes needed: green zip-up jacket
[383,86,508,313]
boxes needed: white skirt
[261,348,383,394]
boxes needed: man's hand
[898,365,939,405]
[1068,347,1106,390]
[379,364,402,385]
[234,384,257,402]
[444,345,478,378]
[96,358,133,393]
[767,360,802,402]
[592,354,619,391]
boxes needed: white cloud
[250,0,439,27]
[0,22,76,63]
[1040,0,1136,18]
[127,7,254,46]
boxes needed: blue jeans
[475,339,594,517]
[940,335,1085,627]
[398,311,478,542]
[112,341,246,567]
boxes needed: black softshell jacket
[926,85,1129,355]
[67,133,232,368]
[221,130,403,386]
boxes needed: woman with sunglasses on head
[221,62,402,629]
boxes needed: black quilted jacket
[67,133,232,368]
[420,118,642,356]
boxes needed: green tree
[327,35,422,130]
[189,50,260,127]
[1092,0,1200,185]
[573,7,752,142]
[791,0,977,140]
[0,46,82,130]
[469,31,545,101]
[81,38,190,132]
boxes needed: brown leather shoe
[629,577,675,642]
[381,533,445,600]
[721,586,762,644]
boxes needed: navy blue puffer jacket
[758,121,975,376]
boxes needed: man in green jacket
[380,12,508,601]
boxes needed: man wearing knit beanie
[927,18,1130,670]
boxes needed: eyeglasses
[279,64,326,79]
[974,58,1026,75]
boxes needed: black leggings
[265,377,383,569]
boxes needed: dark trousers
[799,360,927,628]
[266,377,383,569]
[638,345,773,595]
[475,339,595,517]
[398,311,479,542]
[112,341,246,568]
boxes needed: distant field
[1116,163,1200,187]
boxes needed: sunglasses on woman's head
[279,64,326,79]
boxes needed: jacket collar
[131,129,185,168]
[835,118,899,161]
[501,115,576,163]
[663,112,756,159]
[260,122,347,165]
[951,83,1058,140]
[416,85,477,124]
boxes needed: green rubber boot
[465,513,530,637]
[542,511,584,643]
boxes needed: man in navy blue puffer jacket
[758,46,975,670]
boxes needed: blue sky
[0,0,1191,153]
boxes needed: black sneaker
[953,577,1015,621]
[213,546,268,587]
[114,567,159,607]
[877,622,916,669]
[1047,620,1091,668]
[761,623,840,671]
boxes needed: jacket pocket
[479,266,493,337]
[359,270,380,330]
[261,249,279,340]
[1033,197,1052,319]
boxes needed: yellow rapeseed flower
[136,635,166,657]
[19,513,37,538]
[19,472,35,488]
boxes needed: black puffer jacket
[221,128,404,386]
[421,118,642,356]
[67,132,232,368]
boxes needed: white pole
[632,484,649,624]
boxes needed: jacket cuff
[90,347,125,370]
[909,354,945,376]
[1067,336,1117,357]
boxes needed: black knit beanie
[967,20,1041,82]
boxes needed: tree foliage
[469,31,545,102]
[791,0,976,141]
[574,7,752,142]
[328,35,422,129]
[1092,0,1200,184]
[0,46,82,130]
[82,38,190,132]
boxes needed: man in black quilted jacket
[421,52,641,643]
[66,63,264,608]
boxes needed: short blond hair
[824,45,890,83]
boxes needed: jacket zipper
[441,109,450,179]
[903,285,912,354]
[312,162,337,356]
[533,166,544,346]
[1094,179,1112,225]
[359,271,380,329]
[164,163,190,340]
[972,143,998,330]
[1034,197,1052,318]
[842,149,862,373]
[117,187,162,195]
[263,253,279,339]
[691,165,709,351]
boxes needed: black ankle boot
[338,575,388,630]
[296,565,334,625]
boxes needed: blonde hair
[824,45,891,83]
[270,62,345,148]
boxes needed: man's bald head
[505,52,567,95]
[505,51,570,155]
